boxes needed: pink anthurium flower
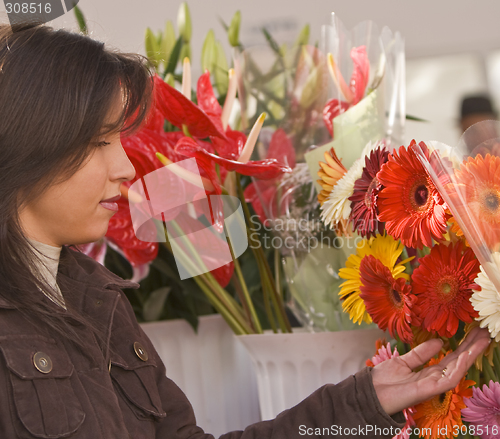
[323,46,370,137]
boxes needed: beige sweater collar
[28,238,66,309]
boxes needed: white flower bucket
[236,327,386,421]
[141,315,261,436]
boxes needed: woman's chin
[69,226,109,247]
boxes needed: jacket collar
[57,246,140,291]
[0,245,140,309]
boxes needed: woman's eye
[96,140,111,147]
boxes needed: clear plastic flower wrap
[237,14,405,332]
[414,120,500,341]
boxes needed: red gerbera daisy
[377,141,449,249]
[349,145,389,238]
[448,153,500,250]
[359,255,417,343]
[411,241,480,338]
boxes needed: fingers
[457,326,489,354]
[398,338,444,370]
[432,351,469,394]
[440,328,491,370]
[432,330,490,394]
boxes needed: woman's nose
[113,140,136,183]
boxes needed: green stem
[483,355,498,384]
[255,254,278,333]
[274,248,281,299]
[168,220,245,320]
[231,276,255,332]
[259,246,292,333]
[160,236,253,334]
[448,336,457,351]
[192,275,247,335]
[235,174,292,333]
[473,365,481,387]
[226,234,263,333]
[493,345,500,379]
[236,175,279,332]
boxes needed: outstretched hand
[371,326,491,415]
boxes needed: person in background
[459,94,497,132]
[459,94,500,154]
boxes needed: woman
[0,21,490,439]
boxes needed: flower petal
[153,74,225,139]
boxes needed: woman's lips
[99,195,121,212]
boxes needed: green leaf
[143,287,171,322]
[228,11,241,47]
[151,258,180,280]
[406,114,428,122]
[177,2,192,43]
[179,42,192,62]
[295,24,310,46]
[164,36,183,76]
[145,27,160,69]
[214,41,229,95]
[72,3,88,35]
[218,16,229,32]
[164,73,175,87]
[161,21,176,67]
[262,28,282,57]
[201,30,216,73]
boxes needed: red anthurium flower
[175,136,292,195]
[244,128,296,223]
[153,74,225,140]
[323,46,370,137]
[106,196,159,266]
[349,46,370,104]
[121,75,239,286]
[196,72,247,161]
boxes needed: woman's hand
[371,326,491,415]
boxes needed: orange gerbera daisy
[447,215,469,246]
[448,153,500,250]
[359,255,417,343]
[377,141,449,249]
[413,353,474,439]
[411,241,480,338]
[317,147,347,206]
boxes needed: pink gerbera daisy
[462,381,500,439]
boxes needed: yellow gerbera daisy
[338,234,412,324]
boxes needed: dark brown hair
[0,21,153,349]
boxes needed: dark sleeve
[153,356,406,439]
[116,292,405,439]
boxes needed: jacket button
[133,342,148,361]
[33,352,52,374]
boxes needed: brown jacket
[0,246,406,438]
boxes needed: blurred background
[11,0,500,148]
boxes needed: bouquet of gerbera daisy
[242,15,405,332]
[318,126,500,438]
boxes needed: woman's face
[18,100,136,247]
